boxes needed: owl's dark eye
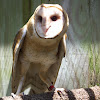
[51,15,58,21]
[38,16,42,22]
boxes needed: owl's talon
[18,92,25,97]
[55,88,66,98]
[57,90,62,97]
[11,92,24,99]
[20,92,25,99]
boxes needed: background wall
[0,0,100,96]
[0,0,23,96]
[55,0,100,89]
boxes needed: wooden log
[0,86,100,100]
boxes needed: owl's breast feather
[20,38,59,66]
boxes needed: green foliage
[89,44,100,86]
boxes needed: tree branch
[0,86,100,100]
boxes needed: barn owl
[12,4,69,95]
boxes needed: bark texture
[0,86,100,100]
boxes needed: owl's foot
[11,93,16,98]
[11,92,24,99]
[56,88,66,98]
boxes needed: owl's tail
[29,89,35,95]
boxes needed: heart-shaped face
[34,4,65,39]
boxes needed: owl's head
[33,4,69,39]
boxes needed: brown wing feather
[46,35,66,85]
[12,25,27,93]
[12,25,27,63]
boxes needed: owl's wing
[46,33,67,86]
[12,25,27,93]
[63,33,67,57]
[12,25,27,72]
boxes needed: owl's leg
[46,61,62,91]
[39,68,55,91]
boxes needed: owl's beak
[41,17,51,35]
[42,26,51,35]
